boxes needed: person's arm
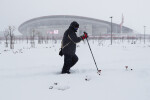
[68,32,82,44]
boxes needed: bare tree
[30,29,36,48]
[37,31,42,44]
[4,29,9,47]
[8,26,15,49]
[26,35,29,44]
[44,33,49,44]
[4,26,15,49]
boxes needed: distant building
[18,15,133,39]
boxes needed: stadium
[18,15,133,39]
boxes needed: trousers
[62,54,78,72]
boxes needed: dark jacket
[62,25,82,55]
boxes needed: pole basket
[97,70,101,75]
[125,66,128,70]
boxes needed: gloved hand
[81,32,88,40]
[59,48,63,56]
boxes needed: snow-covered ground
[0,40,150,100]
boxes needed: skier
[59,21,88,74]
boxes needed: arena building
[18,15,133,39]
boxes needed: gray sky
[0,0,150,34]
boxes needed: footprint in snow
[49,82,70,91]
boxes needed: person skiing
[59,21,88,74]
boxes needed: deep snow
[0,40,150,100]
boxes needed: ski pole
[86,38,101,75]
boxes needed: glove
[81,32,88,40]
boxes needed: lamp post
[144,26,146,44]
[110,16,113,45]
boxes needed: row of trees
[1,26,150,50]
[1,27,57,49]
[25,29,57,48]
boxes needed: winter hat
[70,21,79,28]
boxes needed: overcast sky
[0,0,150,34]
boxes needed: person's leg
[69,54,78,69]
[62,54,72,73]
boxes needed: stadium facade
[18,15,133,39]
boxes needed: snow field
[0,40,150,100]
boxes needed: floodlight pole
[144,26,146,44]
[110,16,113,45]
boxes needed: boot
[61,70,70,74]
